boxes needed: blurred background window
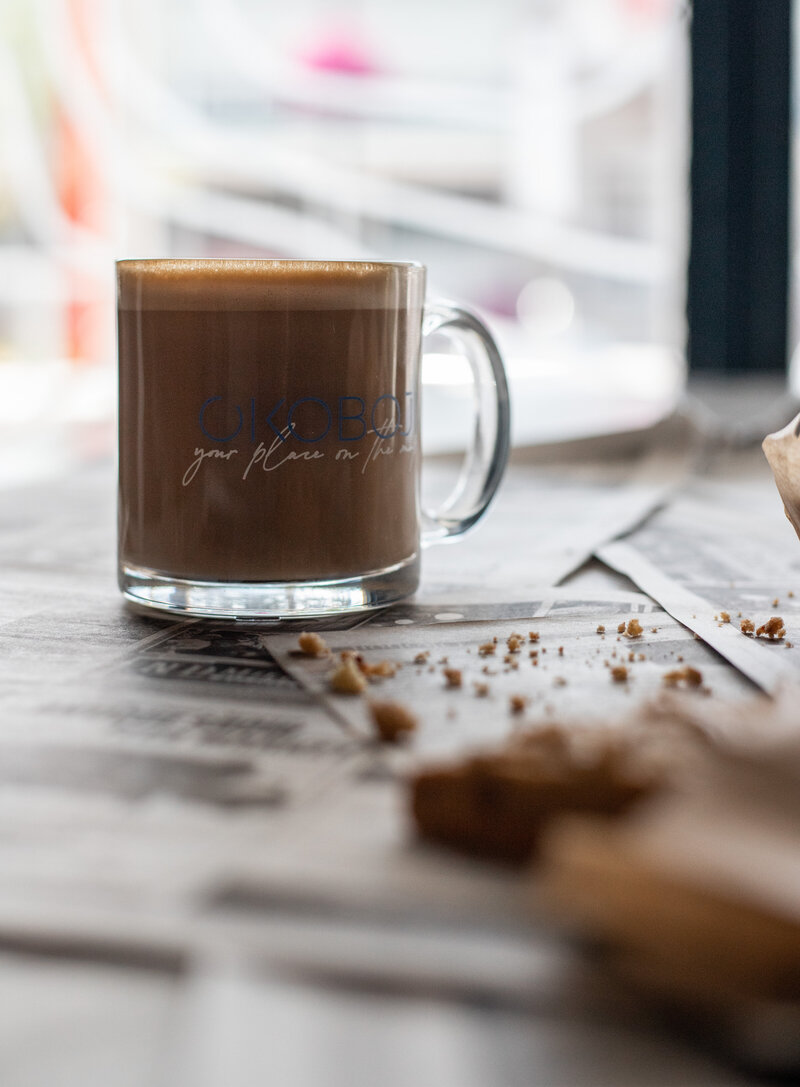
[0,0,688,461]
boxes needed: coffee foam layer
[117,259,425,311]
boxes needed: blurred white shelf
[422,344,685,454]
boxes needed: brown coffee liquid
[118,261,424,583]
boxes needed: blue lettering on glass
[371,394,401,439]
[338,396,366,441]
[400,391,414,437]
[199,397,243,442]
[265,398,286,443]
[198,392,415,444]
[287,397,333,443]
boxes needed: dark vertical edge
[688,0,791,374]
[747,1,791,374]
[688,0,729,372]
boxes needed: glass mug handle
[420,302,511,544]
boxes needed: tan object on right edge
[537,765,800,1071]
[763,412,800,541]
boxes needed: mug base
[119,557,420,621]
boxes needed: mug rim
[116,258,424,271]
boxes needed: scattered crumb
[663,666,703,688]
[474,682,490,697]
[297,632,329,657]
[528,632,540,643]
[740,618,756,635]
[677,655,684,662]
[369,701,417,743]
[558,646,564,656]
[330,656,367,694]
[553,676,567,688]
[617,622,626,634]
[444,668,463,689]
[542,648,547,654]
[650,627,658,634]
[756,616,786,640]
[719,611,730,623]
[479,642,497,657]
[438,657,449,665]
[481,665,496,676]
[637,653,645,661]
[624,619,644,639]
[362,659,397,679]
[610,665,628,683]
[413,651,429,665]
[790,591,795,599]
[510,694,527,714]
[596,625,605,634]
[787,642,794,649]
[627,652,635,662]
[507,634,524,653]
[773,598,780,607]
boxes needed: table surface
[0,413,794,1087]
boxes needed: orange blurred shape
[54,0,109,365]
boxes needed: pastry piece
[330,656,367,694]
[539,786,800,1013]
[410,726,660,865]
[764,414,800,542]
[535,692,800,1074]
[297,631,329,657]
[662,666,703,688]
[369,701,417,743]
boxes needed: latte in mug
[117,259,509,619]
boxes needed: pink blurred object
[296,25,382,76]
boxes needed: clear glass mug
[117,259,510,619]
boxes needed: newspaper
[265,591,754,759]
[420,421,695,597]
[0,426,743,946]
[596,456,800,693]
[0,426,774,1084]
[0,578,755,957]
[166,955,746,1087]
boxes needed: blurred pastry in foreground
[538,689,800,1072]
[409,724,663,864]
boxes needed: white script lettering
[182,447,239,486]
